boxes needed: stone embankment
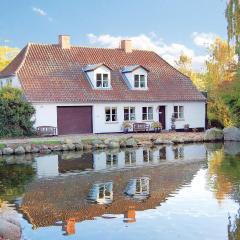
[0,130,226,157]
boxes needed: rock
[64,138,73,144]
[125,137,138,148]
[172,138,185,144]
[67,143,76,151]
[14,146,25,155]
[51,145,62,151]
[108,141,120,149]
[75,143,83,151]
[71,138,82,144]
[39,145,51,154]
[62,144,69,151]
[204,128,223,141]
[83,144,93,150]
[2,147,14,155]
[223,127,240,141]
[0,218,21,240]
[224,141,240,155]
[31,146,40,153]
[92,139,103,146]
[154,138,173,145]
[25,144,32,153]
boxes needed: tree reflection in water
[207,146,240,239]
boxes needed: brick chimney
[59,35,71,49]
[120,40,132,53]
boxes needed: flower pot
[124,128,129,134]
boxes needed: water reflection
[2,142,240,239]
[125,177,150,201]
[87,182,113,204]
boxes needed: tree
[175,53,206,90]
[226,0,240,61]
[0,86,35,137]
[0,46,19,71]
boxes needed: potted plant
[122,121,132,133]
[151,121,162,133]
[171,113,176,131]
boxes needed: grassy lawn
[30,140,62,145]
[0,143,6,149]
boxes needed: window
[125,151,136,166]
[124,107,136,121]
[142,107,153,121]
[143,149,153,163]
[96,73,109,88]
[134,74,146,88]
[173,147,184,160]
[106,154,118,167]
[174,106,184,119]
[105,107,117,122]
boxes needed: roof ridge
[15,43,31,75]
[29,42,154,52]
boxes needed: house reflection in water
[34,144,207,178]
[87,182,113,204]
[125,177,150,201]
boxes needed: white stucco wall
[0,76,21,88]
[33,101,205,134]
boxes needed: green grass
[30,140,62,145]
[0,143,6,149]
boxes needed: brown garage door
[57,106,93,135]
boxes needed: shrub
[0,86,35,137]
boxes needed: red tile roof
[0,43,205,102]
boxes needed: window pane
[148,107,153,114]
[142,107,147,114]
[103,80,108,87]
[112,108,117,115]
[105,108,110,115]
[112,114,117,122]
[179,112,184,119]
[106,115,111,121]
[96,73,102,80]
[96,80,102,87]
[148,113,153,120]
[130,107,135,114]
[124,107,129,114]
[142,113,148,120]
[174,112,178,119]
[134,75,139,88]
[103,74,108,80]
[124,114,129,121]
[174,106,178,112]
[140,75,145,88]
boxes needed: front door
[159,106,166,130]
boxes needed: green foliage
[31,140,62,145]
[0,143,6,149]
[226,0,240,60]
[0,86,35,137]
[0,161,35,201]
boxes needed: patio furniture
[36,126,57,136]
[133,123,150,133]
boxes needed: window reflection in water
[125,151,136,166]
[159,146,166,160]
[125,177,150,201]
[173,146,184,160]
[106,154,118,168]
[87,182,113,204]
[143,150,153,163]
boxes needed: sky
[0,0,228,71]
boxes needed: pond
[1,142,240,240]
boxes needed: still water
[1,142,240,240]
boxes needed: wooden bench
[133,123,150,133]
[36,126,57,137]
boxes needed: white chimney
[120,40,132,53]
[59,35,71,49]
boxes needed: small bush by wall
[0,86,35,137]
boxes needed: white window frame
[96,73,110,88]
[124,107,136,121]
[142,107,153,121]
[174,106,184,119]
[134,74,147,89]
[105,107,118,123]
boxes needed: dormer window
[83,63,112,90]
[121,64,149,90]
[96,73,109,88]
[134,74,146,88]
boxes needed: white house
[0,35,206,134]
